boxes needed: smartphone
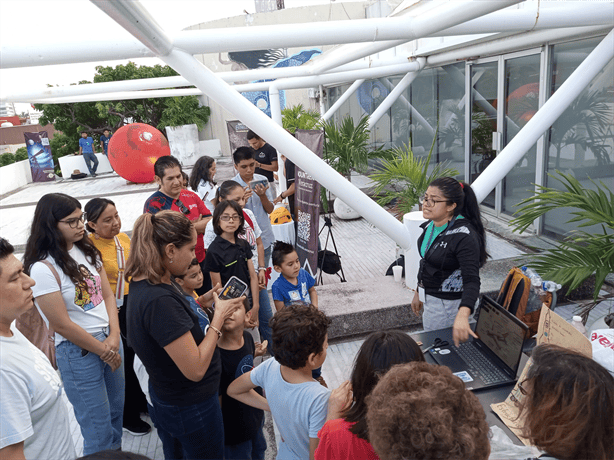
[249,179,268,191]
[219,276,248,300]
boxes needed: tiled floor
[3,166,609,459]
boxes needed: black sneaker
[123,419,151,436]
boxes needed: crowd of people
[1,139,613,460]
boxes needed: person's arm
[308,287,318,309]
[273,299,285,312]
[78,145,83,155]
[100,140,104,150]
[325,381,352,421]
[452,234,481,346]
[210,271,222,289]
[255,160,278,173]
[256,237,266,288]
[92,140,96,154]
[247,260,259,327]
[98,267,122,370]
[274,183,296,204]
[227,372,270,411]
[254,184,274,214]
[0,441,26,460]
[192,217,210,234]
[36,292,115,358]
[164,293,245,382]
[309,438,320,460]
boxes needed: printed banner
[293,129,323,279]
[24,131,55,183]
[226,120,250,155]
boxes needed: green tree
[49,133,80,176]
[0,152,16,167]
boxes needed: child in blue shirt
[271,241,318,312]
[173,257,213,332]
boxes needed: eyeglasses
[517,379,529,396]
[220,214,240,222]
[59,213,87,229]
[419,195,449,207]
[175,199,190,215]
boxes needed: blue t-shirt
[100,134,112,153]
[184,293,210,334]
[272,268,315,306]
[79,137,94,153]
[250,357,329,459]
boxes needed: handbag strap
[113,236,126,307]
[39,260,61,288]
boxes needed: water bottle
[541,281,562,292]
[569,315,587,337]
[521,266,543,288]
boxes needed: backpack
[15,260,58,368]
[496,267,552,337]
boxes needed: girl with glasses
[203,199,260,329]
[23,193,124,455]
[411,177,488,346]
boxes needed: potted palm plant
[321,115,388,217]
[510,171,614,323]
[369,134,459,219]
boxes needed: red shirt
[315,419,380,460]
[143,190,211,262]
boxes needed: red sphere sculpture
[108,123,170,183]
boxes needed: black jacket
[417,218,481,312]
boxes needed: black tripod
[317,215,347,284]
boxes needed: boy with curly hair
[228,303,331,459]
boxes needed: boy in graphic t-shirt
[271,241,318,312]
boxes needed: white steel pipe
[2,56,410,103]
[4,2,611,70]
[321,79,364,122]
[438,2,614,37]
[310,0,523,74]
[472,28,614,203]
[91,0,173,56]
[367,67,422,131]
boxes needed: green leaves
[323,115,377,179]
[369,133,458,218]
[281,104,321,134]
[510,171,614,299]
[157,97,211,131]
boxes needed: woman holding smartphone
[125,210,244,459]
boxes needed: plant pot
[557,275,597,303]
[333,198,361,220]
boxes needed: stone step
[316,256,521,339]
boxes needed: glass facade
[324,34,614,239]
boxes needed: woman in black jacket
[411,177,488,346]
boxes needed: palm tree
[281,104,321,134]
[510,171,614,300]
[369,134,459,219]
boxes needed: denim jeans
[82,151,99,175]
[224,425,267,460]
[149,386,224,460]
[258,245,274,353]
[56,328,125,455]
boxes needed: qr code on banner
[298,210,311,242]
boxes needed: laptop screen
[475,296,527,371]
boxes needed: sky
[0,0,332,114]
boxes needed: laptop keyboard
[455,342,509,384]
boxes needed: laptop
[429,295,528,391]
